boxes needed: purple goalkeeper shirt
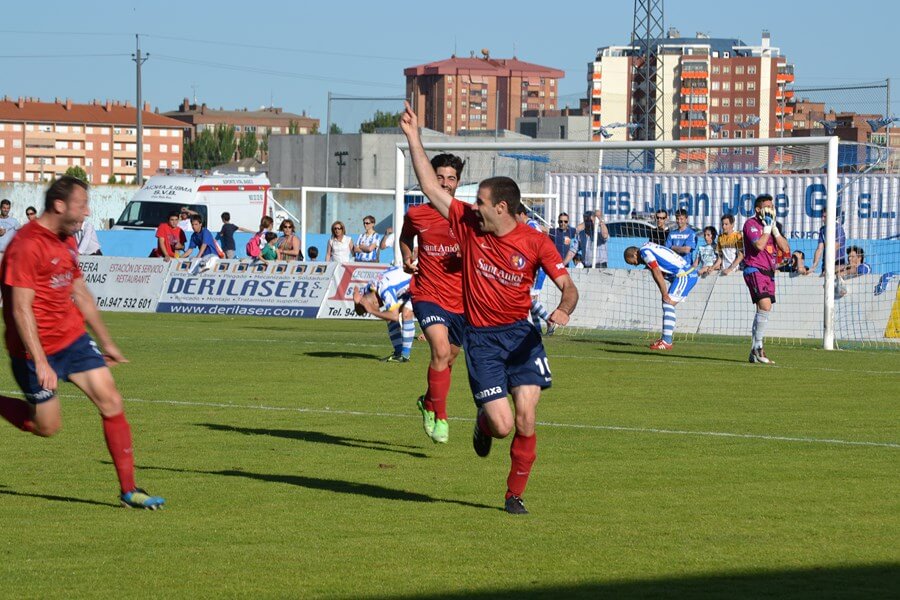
[742,217,777,271]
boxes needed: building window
[723,65,731,73]
[271,127,281,134]
[234,126,241,132]
[722,114,730,123]
[13,156,21,165]
[722,82,731,91]
[711,114,720,123]
[722,98,730,107]
[101,158,109,167]
[711,81,720,91]
[748,65,757,74]
[13,172,21,180]
[171,161,179,168]
[735,66,745,75]
[85,127,93,134]
[56,125,68,133]
[114,159,121,167]
[101,127,110,135]
[747,82,756,91]
[747,98,756,107]
[127,143,137,152]
[102,142,110,151]
[12,124,22,132]
[711,98,719,107]
[172,145,179,153]
[125,128,135,135]
[86,142,94,150]
[735,82,744,91]
[143,144,150,152]
[734,131,742,138]
[124,159,136,167]
[160,144,168,153]
[735,98,744,107]
[245,126,256,133]
[13,139,22,148]
[712,65,720,74]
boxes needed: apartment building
[405,50,564,135]
[0,97,188,184]
[587,30,795,170]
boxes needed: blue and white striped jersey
[366,266,412,311]
[354,231,382,262]
[526,218,542,231]
[639,242,690,278]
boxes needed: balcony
[677,150,707,161]
[591,103,601,114]
[681,71,708,80]
[680,120,708,128]
[680,104,708,112]
[592,72,602,80]
[591,89,601,98]
[775,121,795,132]
[681,87,708,96]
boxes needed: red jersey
[401,203,463,313]
[1,220,86,359]
[155,222,185,256]
[448,199,567,328]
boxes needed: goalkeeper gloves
[762,207,775,234]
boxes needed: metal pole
[300,186,308,258]
[886,78,892,173]
[393,147,406,266]
[823,135,839,350]
[324,91,332,187]
[134,34,146,185]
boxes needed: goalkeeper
[741,194,791,364]
[624,242,699,350]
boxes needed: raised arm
[400,101,452,219]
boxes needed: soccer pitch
[0,313,897,599]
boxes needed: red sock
[427,366,451,420]
[0,395,35,433]
[102,412,136,494]
[506,433,537,499]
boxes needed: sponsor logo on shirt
[476,258,525,287]
[421,242,460,256]
[49,271,74,289]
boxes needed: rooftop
[0,96,188,128]
[405,53,564,78]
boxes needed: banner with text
[317,262,391,319]
[157,259,337,318]
[80,256,169,312]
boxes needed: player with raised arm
[623,242,699,350]
[400,154,466,444]
[401,102,579,515]
[742,194,791,364]
[0,176,164,509]
[353,265,416,363]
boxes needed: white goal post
[395,136,842,350]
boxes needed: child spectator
[711,213,743,276]
[780,250,809,275]
[217,211,253,259]
[694,226,718,276]
[840,246,871,278]
[261,232,279,261]
[181,215,221,259]
[307,246,319,261]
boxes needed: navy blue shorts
[413,300,466,348]
[463,320,552,406]
[11,333,106,404]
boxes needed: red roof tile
[0,99,189,128]
[404,56,564,78]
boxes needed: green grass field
[0,313,897,599]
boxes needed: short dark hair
[721,213,735,224]
[431,153,465,178]
[655,209,669,218]
[168,210,180,220]
[755,193,774,207]
[479,176,520,216]
[703,226,718,239]
[25,206,36,214]
[307,246,319,259]
[793,250,805,260]
[221,211,231,222]
[515,204,529,216]
[44,176,89,212]
[190,215,203,225]
[674,208,689,218]
[0,199,10,208]
[265,232,278,242]
[847,245,865,260]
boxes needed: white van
[112,171,271,231]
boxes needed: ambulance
[112,170,271,231]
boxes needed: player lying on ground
[0,176,164,509]
[624,242,700,350]
[401,101,578,515]
[353,265,416,363]
[400,153,467,444]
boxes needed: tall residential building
[163,100,319,158]
[405,50,565,135]
[587,30,794,170]
[0,97,188,184]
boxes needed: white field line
[116,335,900,376]
[9,390,897,450]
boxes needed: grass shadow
[0,485,119,508]
[198,423,428,458]
[302,351,380,360]
[139,465,500,512]
[365,563,900,599]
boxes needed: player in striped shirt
[624,241,700,350]
[352,266,415,362]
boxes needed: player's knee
[515,413,536,436]
[430,344,453,367]
[95,392,124,417]
[32,417,61,437]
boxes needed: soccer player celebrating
[353,265,416,363]
[401,102,578,515]
[742,194,790,364]
[400,154,466,444]
[0,176,164,509]
[515,205,555,336]
[623,242,699,350]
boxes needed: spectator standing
[548,213,577,266]
[25,207,37,222]
[217,211,253,259]
[276,219,303,261]
[152,211,186,260]
[810,208,848,274]
[666,208,696,264]
[0,199,21,256]
[177,207,194,238]
[711,214,744,276]
[571,210,609,268]
[325,220,353,263]
[694,226,718,276]
[354,215,382,262]
[75,219,102,256]
[649,209,669,245]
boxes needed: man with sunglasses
[649,210,669,246]
[548,213,577,267]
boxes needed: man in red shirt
[0,176,164,509]
[401,102,579,514]
[400,153,466,445]
[153,211,185,259]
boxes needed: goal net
[395,137,900,350]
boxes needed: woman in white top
[325,220,353,263]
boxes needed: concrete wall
[0,182,139,228]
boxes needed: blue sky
[1,0,897,130]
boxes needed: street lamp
[334,151,348,188]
